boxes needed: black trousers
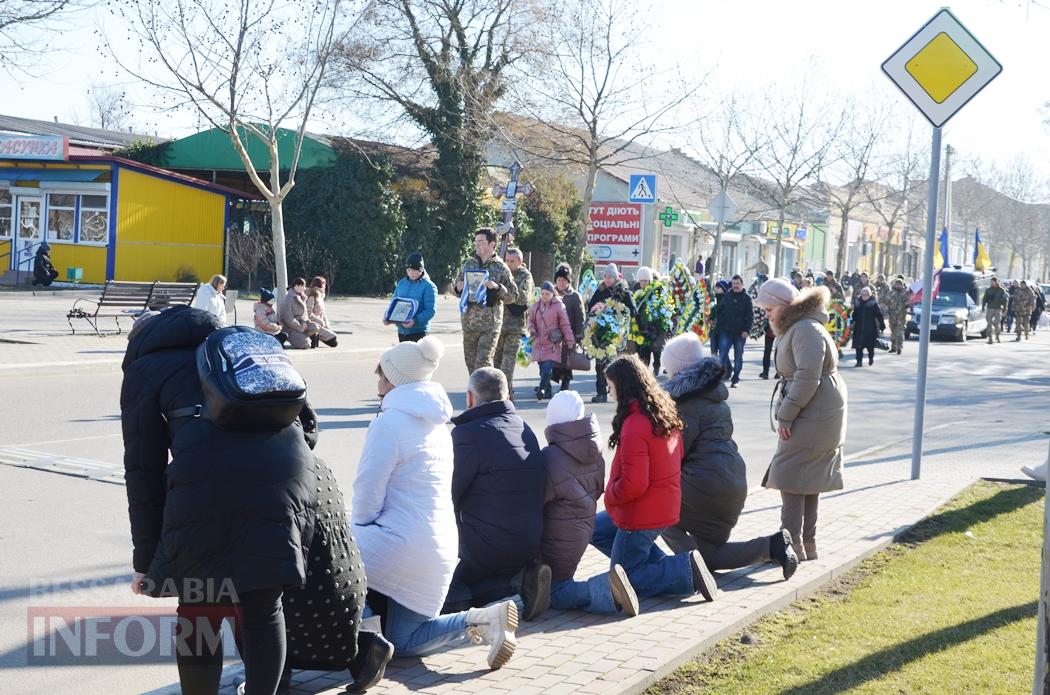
[595,358,609,396]
[762,333,774,375]
[398,332,426,343]
[637,345,662,375]
[176,587,286,695]
[855,346,874,363]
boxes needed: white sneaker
[465,600,518,670]
[1021,461,1048,481]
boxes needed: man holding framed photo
[454,228,518,374]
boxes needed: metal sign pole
[911,126,942,480]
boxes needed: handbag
[548,327,564,344]
[560,343,591,371]
[875,337,891,351]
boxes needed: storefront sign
[587,202,643,268]
[0,135,68,161]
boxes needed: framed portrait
[464,270,488,302]
[385,297,418,323]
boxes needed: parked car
[906,268,993,342]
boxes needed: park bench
[67,280,200,336]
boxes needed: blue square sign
[628,174,657,203]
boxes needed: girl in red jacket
[590,355,718,601]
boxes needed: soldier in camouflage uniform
[454,228,519,374]
[981,276,1008,344]
[883,275,912,354]
[873,274,891,304]
[493,248,534,397]
[1011,280,1037,341]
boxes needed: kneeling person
[542,391,639,616]
[444,368,550,620]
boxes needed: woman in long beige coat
[754,279,847,562]
[305,276,338,348]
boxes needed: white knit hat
[754,278,799,309]
[546,390,585,427]
[660,332,707,378]
[636,266,653,283]
[380,335,444,386]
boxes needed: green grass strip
[648,481,1043,695]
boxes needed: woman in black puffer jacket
[121,306,319,694]
[658,332,798,581]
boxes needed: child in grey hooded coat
[540,391,640,616]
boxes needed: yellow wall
[49,243,107,283]
[115,169,225,282]
[0,240,9,269]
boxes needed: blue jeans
[538,360,555,395]
[549,574,617,614]
[589,511,694,597]
[363,599,468,657]
[718,332,746,381]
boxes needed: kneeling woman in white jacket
[190,274,228,326]
[351,336,519,671]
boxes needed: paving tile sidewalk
[157,431,1047,695]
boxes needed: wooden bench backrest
[97,281,201,310]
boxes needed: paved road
[0,291,1046,694]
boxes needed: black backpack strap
[164,404,205,421]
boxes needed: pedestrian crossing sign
[628,174,657,204]
[882,8,1001,128]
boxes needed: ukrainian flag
[933,229,950,269]
[973,228,992,271]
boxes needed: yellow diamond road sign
[882,9,1001,127]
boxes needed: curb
[613,487,961,695]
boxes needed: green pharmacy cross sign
[658,207,679,227]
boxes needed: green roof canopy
[162,126,336,172]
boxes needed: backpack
[166,326,307,430]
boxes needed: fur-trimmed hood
[661,357,727,403]
[770,286,830,336]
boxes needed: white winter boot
[465,600,518,670]
[1021,459,1048,481]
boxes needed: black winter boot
[310,334,320,349]
[323,337,338,348]
[770,529,799,580]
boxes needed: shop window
[79,194,109,244]
[47,193,76,242]
[0,189,10,239]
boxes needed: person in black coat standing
[716,275,754,387]
[658,333,798,579]
[586,264,637,403]
[851,286,885,367]
[443,367,550,620]
[121,306,319,695]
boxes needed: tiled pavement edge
[160,431,1047,695]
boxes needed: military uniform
[455,254,518,373]
[981,285,1008,343]
[873,280,890,303]
[883,286,912,353]
[1011,285,1036,340]
[494,265,534,393]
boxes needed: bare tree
[866,115,927,277]
[227,223,272,291]
[989,156,1047,278]
[820,98,886,276]
[753,75,844,276]
[497,0,703,274]
[110,0,367,297]
[686,92,767,283]
[0,0,86,73]
[85,82,131,131]
[334,0,539,286]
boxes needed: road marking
[0,446,124,485]
[6,433,122,447]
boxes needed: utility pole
[944,144,954,264]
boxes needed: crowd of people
[117,229,1050,694]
